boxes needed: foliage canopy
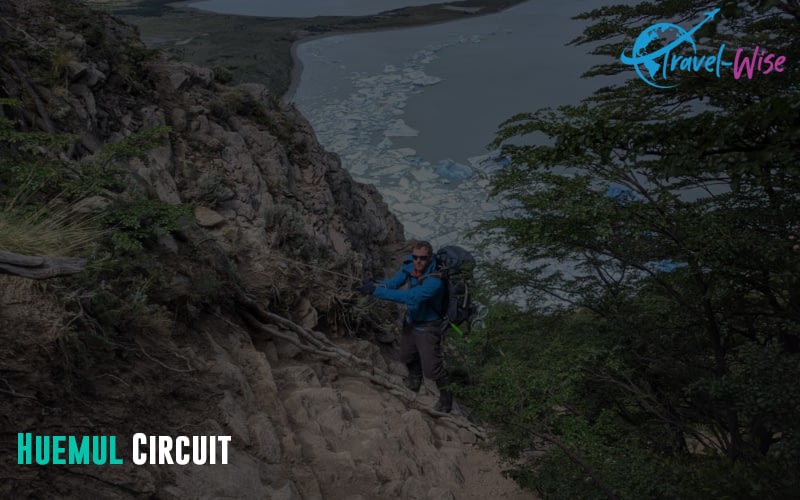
[463,1,800,498]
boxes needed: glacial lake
[289,0,623,247]
[186,0,627,250]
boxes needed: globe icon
[622,22,696,88]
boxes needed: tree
[463,1,800,498]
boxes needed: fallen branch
[0,249,86,279]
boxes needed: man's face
[411,248,431,273]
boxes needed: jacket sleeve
[377,269,408,290]
[373,276,442,305]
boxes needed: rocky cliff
[0,1,530,498]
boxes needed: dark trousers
[399,322,447,382]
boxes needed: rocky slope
[0,1,532,498]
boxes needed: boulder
[194,206,226,227]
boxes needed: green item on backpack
[425,245,478,335]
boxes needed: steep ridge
[0,1,532,498]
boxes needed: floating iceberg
[385,119,420,137]
[433,158,473,180]
[403,68,442,87]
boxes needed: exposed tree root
[0,249,86,279]
[238,310,487,440]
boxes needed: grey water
[289,0,624,248]
[187,0,627,251]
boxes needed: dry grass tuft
[0,201,103,256]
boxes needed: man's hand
[356,277,376,296]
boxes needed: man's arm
[377,268,409,290]
[373,276,442,305]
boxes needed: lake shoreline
[283,1,530,102]
[116,0,530,97]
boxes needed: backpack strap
[415,270,448,320]
[416,270,443,284]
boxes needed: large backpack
[427,245,476,335]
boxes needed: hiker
[357,241,453,413]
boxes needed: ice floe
[295,35,500,249]
[384,119,419,137]
[433,158,472,180]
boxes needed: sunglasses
[412,254,430,261]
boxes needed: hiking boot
[434,377,453,413]
[404,360,422,392]
[404,375,422,392]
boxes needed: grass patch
[0,201,103,256]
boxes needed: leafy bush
[264,203,328,261]
[212,66,234,84]
[0,99,75,195]
[104,198,192,253]
[210,88,260,121]
[191,173,234,208]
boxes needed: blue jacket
[373,256,444,324]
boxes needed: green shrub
[192,173,234,208]
[264,203,328,261]
[212,66,234,84]
[104,198,192,253]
